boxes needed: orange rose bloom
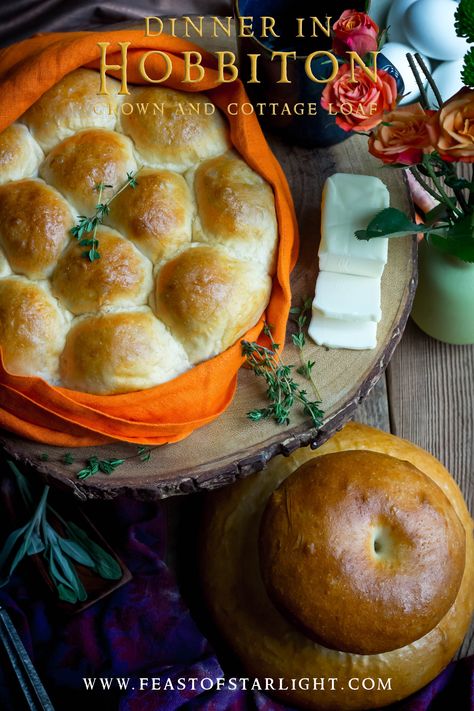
[427,87,474,163]
[369,103,435,165]
[321,64,398,133]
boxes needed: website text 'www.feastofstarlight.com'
[82,677,393,693]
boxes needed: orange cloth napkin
[0,31,299,446]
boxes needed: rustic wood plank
[387,318,474,657]
[353,374,390,433]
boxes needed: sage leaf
[56,583,78,604]
[58,538,95,568]
[27,532,45,556]
[356,208,433,240]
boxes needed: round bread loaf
[51,227,152,315]
[119,86,231,171]
[106,168,193,263]
[0,123,43,184]
[0,179,74,279]
[40,128,138,214]
[260,450,466,655]
[60,308,190,394]
[0,69,278,395]
[22,68,122,151]
[189,153,278,272]
[201,423,474,711]
[153,244,272,363]
[0,277,70,383]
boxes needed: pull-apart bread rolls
[0,69,278,395]
[201,423,474,711]
[119,86,231,171]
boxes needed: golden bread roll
[201,423,474,711]
[119,87,230,171]
[0,123,43,184]
[153,244,272,363]
[60,308,190,394]
[260,450,465,655]
[190,153,278,272]
[0,77,278,395]
[107,168,193,263]
[0,179,74,279]
[51,227,152,315]
[0,277,70,383]
[22,69,122,152]
[40,129,137,214]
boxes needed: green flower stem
[409,167,449,209]
[446,164,470,214]
[422,156,463,218]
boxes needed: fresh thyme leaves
[77,456,125,480]
[290,298,322,401]
[74,445,155,480]
[71,171,139,262]
[0,461,122,604]
[242,323,324,430]
[62,453,74,465]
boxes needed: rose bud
[332,10,379,57]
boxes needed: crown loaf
[0,69,278,394]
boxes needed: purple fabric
[0,498,472,711]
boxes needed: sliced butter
[313,271,381,323]
[319,173,390,278]
[309,311,378,350]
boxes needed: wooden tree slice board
[0,21,417,500]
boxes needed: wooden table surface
[355,318,474,658]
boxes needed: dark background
[0,0,232,47]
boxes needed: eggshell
[380,42,432,104]
[426,59,464,106]
[404,0,469,60]
[386,0,419,43]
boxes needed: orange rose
[368,104,435,165]
[427,87,474,163]
[333,10,379,57]
[321,64,398,132]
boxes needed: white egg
[426,59,464,106]
[386,0,419,44]
[404,0,469,60]
[380,42,432,104]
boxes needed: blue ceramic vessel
[233,0,404,147]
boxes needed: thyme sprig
[0,462,122,604]
[242,323,324,430]
[290,297,322,401]
[75,445,155,480]
[71,171,139,262]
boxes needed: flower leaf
[356,208,437,240]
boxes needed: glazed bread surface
[201,422,474,711]
[0,69,278,395]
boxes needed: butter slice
[309,311,378,350]
[319,173,390,278]
[313,271,381,322]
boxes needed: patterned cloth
[0,499,472,711]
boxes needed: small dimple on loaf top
[107,168,193,263]
[191,153,278,272]
[40,128,137,214]
[0,276,69,382]
[60,308,190,394]
[119,87,231,171]
[0,179,74,279]
[259,450,466,655]
[51,227,153,315]
[22,69,122,152]
[0,123,43,185]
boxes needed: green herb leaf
[57,538,95,568]
[355,208,424,240]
